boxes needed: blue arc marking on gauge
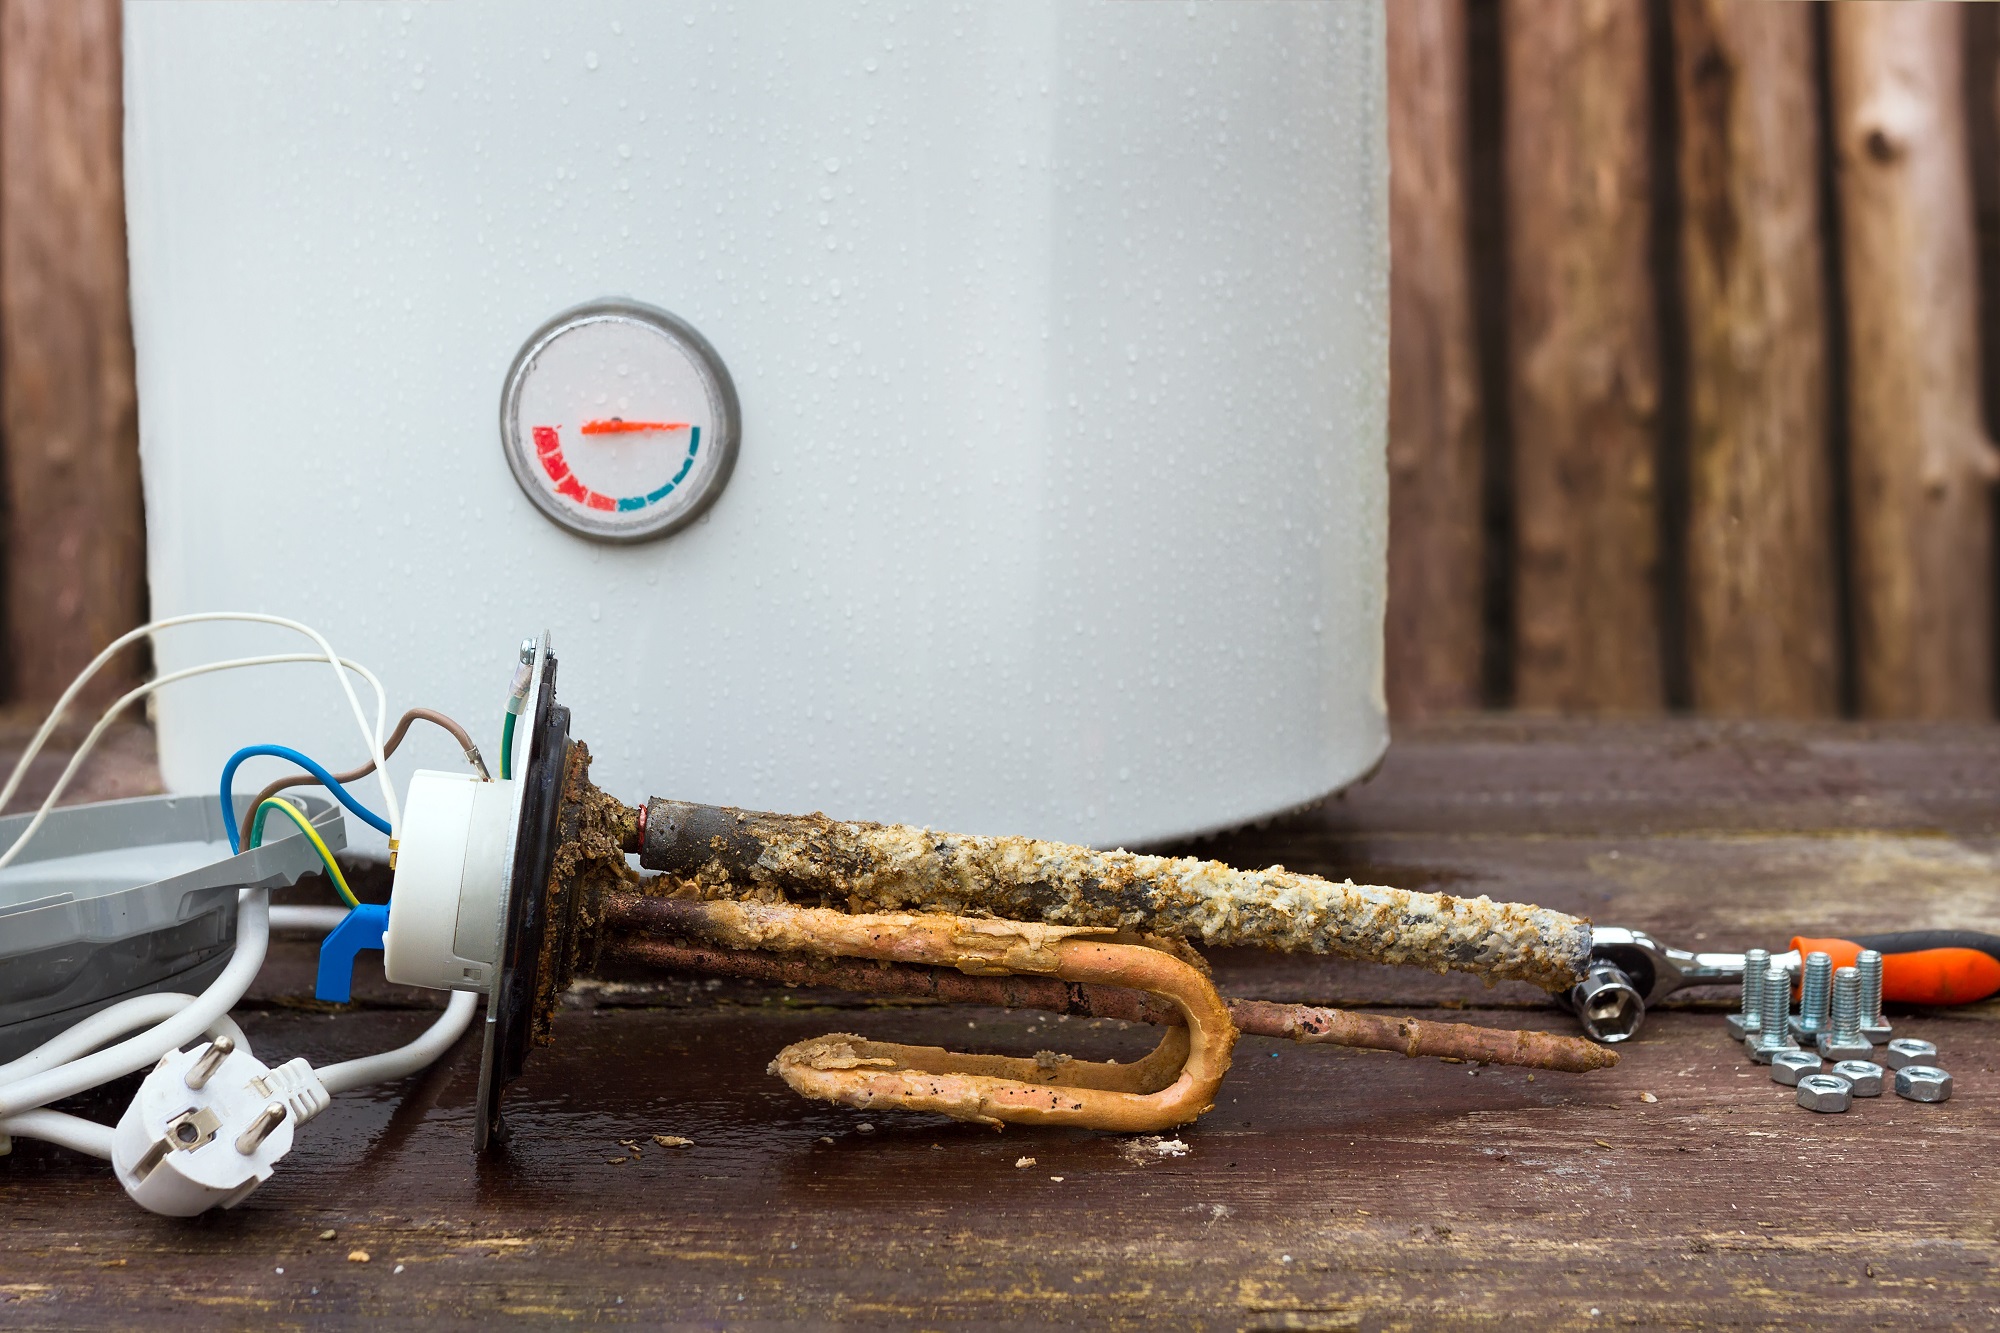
[625,427,701,511]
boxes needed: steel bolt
[1830,1059,1884,1097]
[1856,949,1891,1042]
[1893,1065,1952,1103]
[1817,965,1873,1061]
[1883,1037,1937,1071]
[1747,969,1800,1064]
[1727,948,1770,1040]
[1789,951,1832,1040]
[1769,1049,1822,1086]
[1795,1072,1852,1113]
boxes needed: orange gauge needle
[580,418,690,435]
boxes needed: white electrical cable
[0,612,398,834]
[0,652,383,872]
[0,994,247,1089]
[257,908,480,1096]
[0,889,270,1120]
[0,648,384,818]
[0,1109,115,1159]
[0,613,482,1181]
[268,905,353,932]
[316,990,479,1094]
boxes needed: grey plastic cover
[0,793,345,1061]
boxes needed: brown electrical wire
[236,707,486,850]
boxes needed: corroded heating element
[612,896,1237,1130]
[598,895,1618,1074]
[630,799,1592,992]
[534,761,1611,1137]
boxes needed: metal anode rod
[633,799,1592,992]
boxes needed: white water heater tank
[123,1,1388,850]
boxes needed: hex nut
[1769,1050,1823,1086]
[1816,1032,1873,1062]
[1893,1065,1952,1104]
[1830,1059,1884,1097]
[1796,1073,1852,1113]
[1883,1038,1937,1071]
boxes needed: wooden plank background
[7,1,2000,720]
[0,0,141,709]
[1389,0,2000,721]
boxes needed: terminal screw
[1769,1049,1821,1086]
[1830,1059,1884,1097]
[1747,970,1800,1064]
[1883,1037,1936,1070]
[1727,948,1770,1040]
[1856,949,1891,1042]
[1795,1072,1852,1113]
[1817,966,1873,1061]
[1789,951,1832,1040]
[1893,1065,1952,1103]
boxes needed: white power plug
[111,1035,329,1216]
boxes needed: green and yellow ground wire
[248,795,359,908]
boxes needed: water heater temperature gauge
[500,299,740,543]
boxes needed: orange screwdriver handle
[1791,933,2000,1007]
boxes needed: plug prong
[184,1035,235,1091]
[234,1101,287,1155]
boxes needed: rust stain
[614,897,1239,1130]
[636,798,1593,991]
[598,919,1615,1074]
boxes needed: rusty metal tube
[597,894,1616,1073]
[636,799,1592,991]
[768,934,1236,1131]
[1223,998,1615,1072]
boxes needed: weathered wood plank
[0,0,145,707]
[5,1001,1994,1329]
[1830,2,1996,720]
[1502,0,1664,714]
[8,723,2000,1326]
[1387,0,1486,719]
[1672,0,1840,718]
[1289,715,2000,838]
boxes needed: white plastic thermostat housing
[384,770,516,993]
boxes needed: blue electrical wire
[218,744,391,854]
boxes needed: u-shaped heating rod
[601,895,1237,1131]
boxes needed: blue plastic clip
[315,903,390,1003]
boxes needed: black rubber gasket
[476,649,570,1152]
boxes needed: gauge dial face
[500,300,740,543]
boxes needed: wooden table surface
[6,719,2000,1329]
